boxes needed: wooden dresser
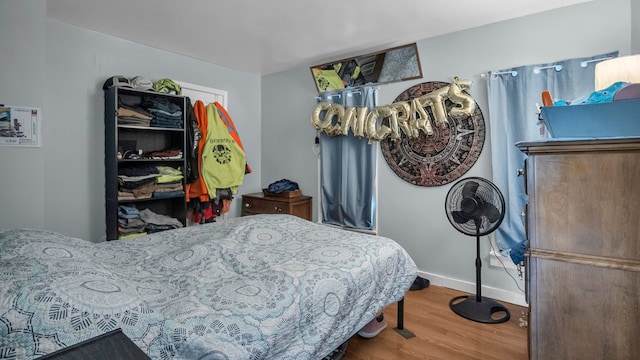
[241,192,312,220]
[517,138,640,360]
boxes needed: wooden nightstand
[241,192,312,220]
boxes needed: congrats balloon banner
[310,77,477,143]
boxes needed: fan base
[449,295,511,324]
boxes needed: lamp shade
[594,54,640,90]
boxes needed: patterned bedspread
[0,214,417,359]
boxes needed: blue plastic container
[541,99,640,138]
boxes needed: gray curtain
[487,51,618,264]
[318,87,377,230]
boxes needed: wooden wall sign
[380,81,486,187]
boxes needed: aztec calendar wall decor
[380,80,486,187]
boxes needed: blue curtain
[487,51,618,264]
[318,87,377,230]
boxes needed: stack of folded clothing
[117,204,183,238]
[153,166,185,199]
[144,148,183,160]
[139,208,183,234]
[143,96,183,129]
[117,94,153,127]
[118,203,147,238]
[117,165,160,200]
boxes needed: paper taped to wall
[0,105,41,147]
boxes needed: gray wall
[261,0,633,304]
[0,0,47,230]
[1,1,262,241]
[633,0,640,53]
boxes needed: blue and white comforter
[0,214,417,359]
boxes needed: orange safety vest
[200,103,247,195]
[213,102,252,174]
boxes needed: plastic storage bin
[540,99,640,138]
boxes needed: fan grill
[445,177,505,237]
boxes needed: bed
[0,214,417,359]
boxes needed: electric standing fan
[444,177,510,324]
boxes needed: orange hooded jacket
[186,100,210,202]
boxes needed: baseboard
[416,270,527,307]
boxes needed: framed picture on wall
[310,43,423,93]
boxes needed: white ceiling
[47,0,594,76]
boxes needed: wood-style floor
[343,285,528,360]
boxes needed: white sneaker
[357,314,387,338]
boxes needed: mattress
[0,214,417,359]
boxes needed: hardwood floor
[343,285,528,360]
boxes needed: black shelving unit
[104,87,187,240]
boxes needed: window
[486,51,617,264]
[316,87,379,234]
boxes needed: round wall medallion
[380,81,486,187]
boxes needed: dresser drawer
[243,197,287,214]
[241,192,312,220]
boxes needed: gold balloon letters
[311,77,475,143]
